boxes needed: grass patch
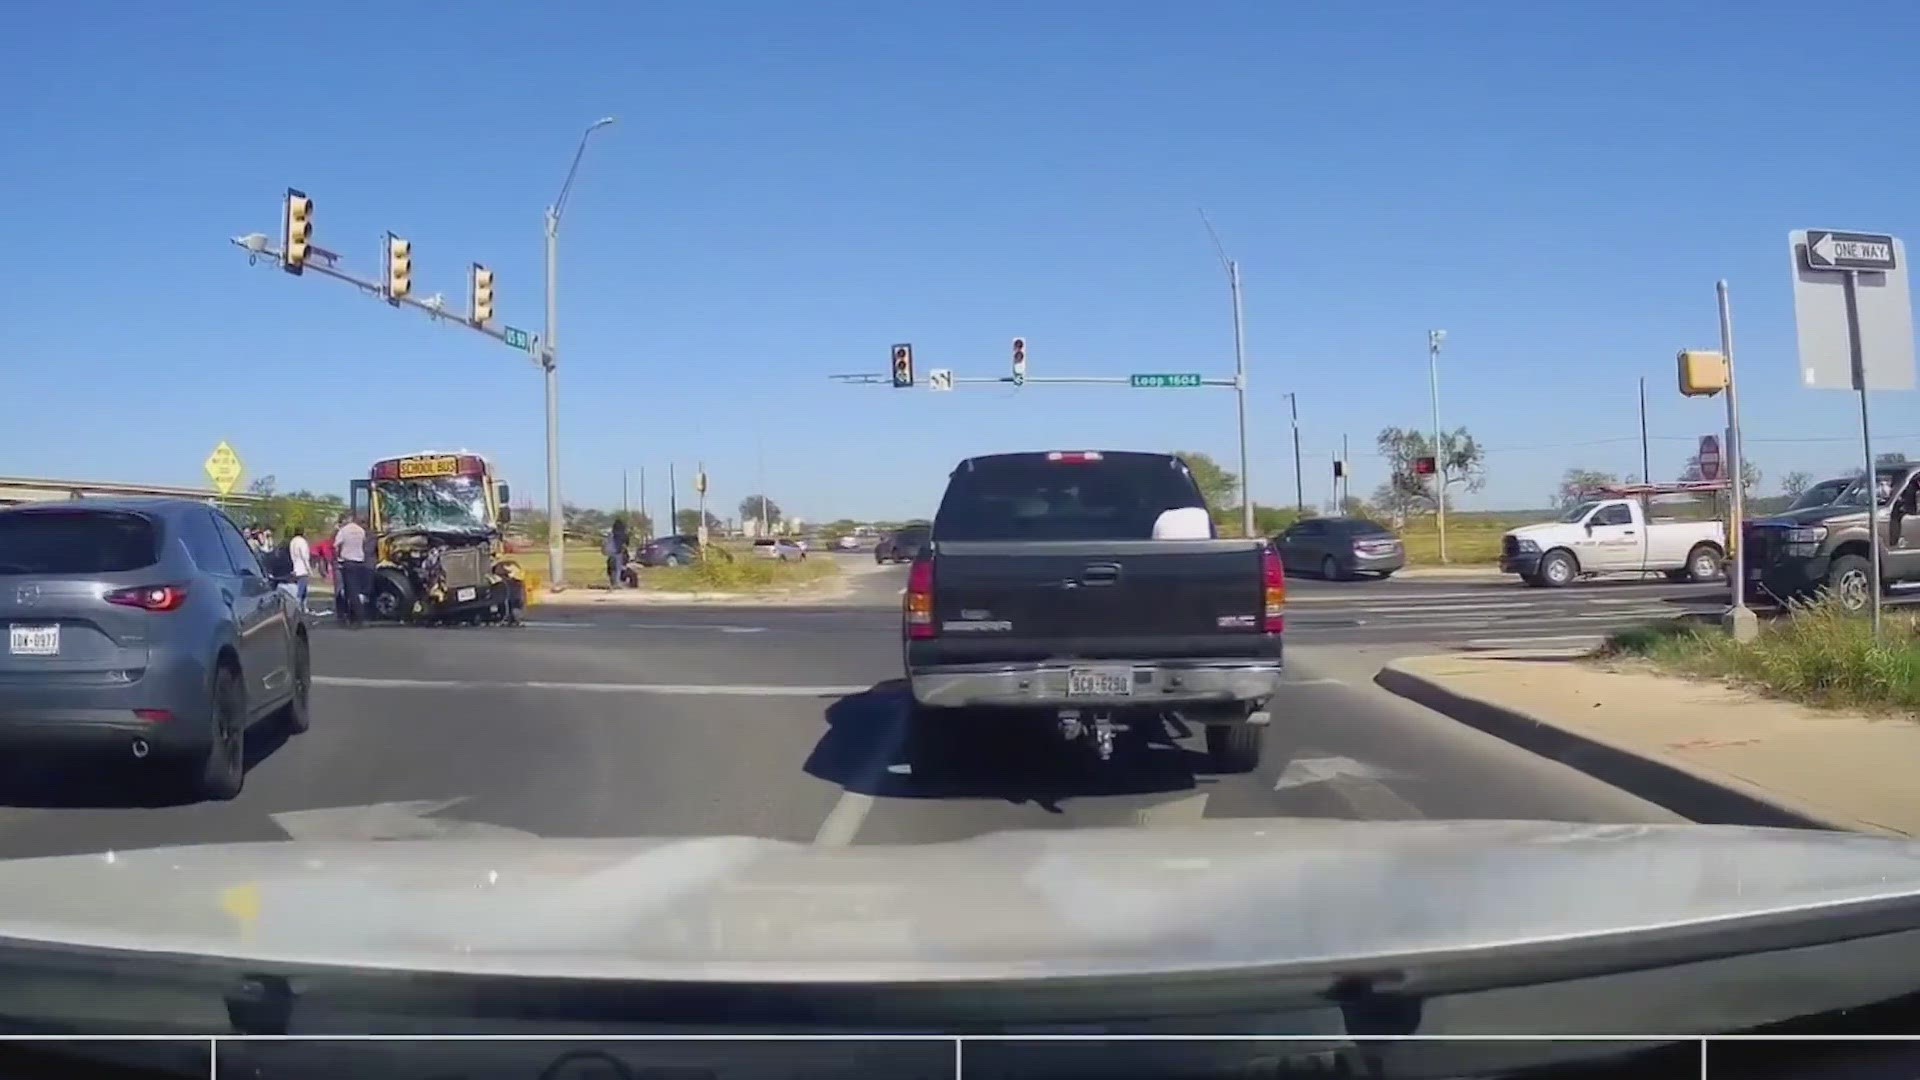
[642,555,838,594]
[1395,515,1526,566]
[1599,597,1920,714]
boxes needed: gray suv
[0,499,311,800]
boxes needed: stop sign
[1698,435,1722,482]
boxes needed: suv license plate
[1067,666,1134,697]
[9,625,59,656]
[456,587,478,602]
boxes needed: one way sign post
[1805,230,1899,273]
[1790,228,1916,638]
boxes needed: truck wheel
[1685,545,1723,583]
[1825,554,1873,613]
[370,568,414,622]
[1205,724,1263,774]
[1538,550,1577,588]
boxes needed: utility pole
[1287,392,1304,514]
[638,467,648,539]
[1342,433,1350,508]
[668,463,679,535]
[1201,212,1256,538]
[1428,329,1449,563]
[541,116,617,590]
[621,469,629,517]
[1639,377,1652,485]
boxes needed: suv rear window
[0,510,160,575]
[934,453,1208,541]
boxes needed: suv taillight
[106,584,188,612]
[905,558,936,640]
[1261,547,1285,633]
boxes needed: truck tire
[1825,554,1873,613]
[1537,550,1577,588]
[1205,723,1264,774]
[1685,544,1724,583]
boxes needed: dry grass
[1601,596,1920,715]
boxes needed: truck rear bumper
[909,657,1284,710]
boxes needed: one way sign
[1804,230,1899,272]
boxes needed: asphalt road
[0,557,1700,860]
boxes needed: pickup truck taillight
[905,558,936,639]
[1261,546,1285,633]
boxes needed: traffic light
[282,189,312,276]
[385,233,412,303]
[1677,349,1728,397]
[1413,456,1437,476]
[1011,337,1027,385]
[1333,460,1346,479]
[891,343,914,388]
[469,263,495,326]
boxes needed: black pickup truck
[902,450,1284,776]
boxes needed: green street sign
[503,326,533,353]
[1130,372,1203,389]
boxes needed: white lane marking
[814,696,911,847]
[1462,634,1608,648]
[315,676,866,696]
[1283,676,1346,687]
[1356,601,1547,614]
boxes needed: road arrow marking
[1272,756,1391,791]
[271,797,539,841]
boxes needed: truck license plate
[9,625,58,656]
[456,587,477,602]
[1067,666,1133,697]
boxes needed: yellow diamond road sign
[204,441,244,496]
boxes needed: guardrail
[0,475,267,506]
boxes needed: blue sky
[3,1,1918,523]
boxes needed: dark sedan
[1275,516,1405,581]
[636,534,701,567]
[0,498,311,800]
[874,527,931,564]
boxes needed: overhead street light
[540,115,617,589]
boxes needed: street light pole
[1428,329,1448,564]
[1286,392,1304,513]
[1200,212,1255,537]
[541,116,616,589]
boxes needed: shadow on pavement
[0,712,303,810]
[803,682,1211,811]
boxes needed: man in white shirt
[287,526,312,612]
[334,514,372,628]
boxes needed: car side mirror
[1584,521,1596,534]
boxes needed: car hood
[2,820,1919,982]
[1753,504,1868,528]
[1505,521,1571,538]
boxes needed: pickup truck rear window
[934,455,1209,541]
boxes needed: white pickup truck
[1499,498,1726,588]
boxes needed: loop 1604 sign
[1130,372,1202,389]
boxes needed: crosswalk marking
[1284,585,1715,650]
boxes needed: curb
[1373,659,1893,836]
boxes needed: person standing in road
[607,516,631,590]
[287,526,312,613]
[335,513,371,628]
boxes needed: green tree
[1375,426,1486,514]
[1557,468,1620,510]
[1780,471,1813,499]
[675,508,721,535]
[1170,451,1239,520]
[739,494,782,527]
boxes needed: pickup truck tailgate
[925,539,1272,662]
